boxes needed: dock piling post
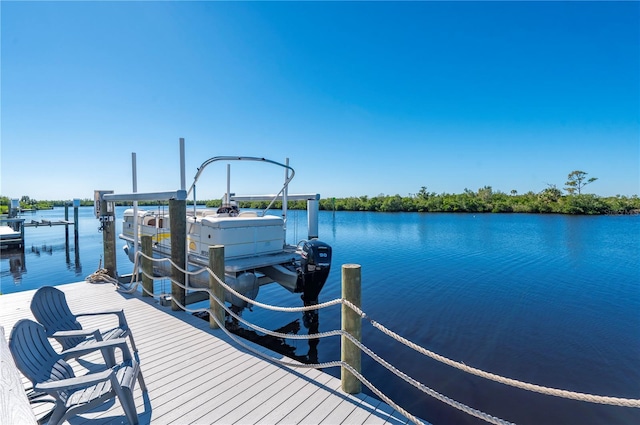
[141,235,153,297]
[64,203,69,242]
[209,245,225,329]
[307,198,319,239]
[100,197,117,278]
[170,199,187,311]
[341,264,362,394]
[73,199,79,244]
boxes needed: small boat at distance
[119,156,332,323]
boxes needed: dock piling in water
[341,263,362,394]
[209,245,225,329]
[141,235,153,297]
[99,195,117,278]
[65,203,69,241]
[170,198,186,311]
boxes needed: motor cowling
[297,239,332,306]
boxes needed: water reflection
[3,249,27,284]
[6,207,639,425]
[563,215,588,263]
[194,312,320,365]
[0,234,81,287]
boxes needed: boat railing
[94,251,640,425]
[187,156,295,216]
[187,156,295,200]
[231,193,321,239]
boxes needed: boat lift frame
[95,138,323,282]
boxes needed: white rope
[203,299,427,425]
[341,330,513,425]
[110,249,640,425]
[338,298,640,408]
[114,253,143,294]
[126,254,511,423]
[137,250,343,312]
[220,295,512,424]
[134,250,640,407]
[120,256,438,422]
[203,289,510,424]
[85,268,120,285]
[368,319,640,407]
[215,296,343,341]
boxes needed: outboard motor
[297,240,332,327]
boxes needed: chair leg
[137,370,148,392]
[128,333,138,352]
[113,385,139,425]
[47,402,67,425]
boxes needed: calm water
[1,207,639,425]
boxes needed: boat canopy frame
[187,156,296,218]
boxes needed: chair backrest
[8,319,75,390]
[30,286,84,349]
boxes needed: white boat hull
[114,155,332,315]
[121,208,330,310]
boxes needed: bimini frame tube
[180,138,186,191]
[226,164,231,206]
[283,158,289,230]
[307,198,319,239]
[186,156,296,217]
[132,153,139,258]
[187,156,295,198]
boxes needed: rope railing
[202,291,431,425]
[88,249,640,425]
[106,260,512,424]
[367,319,640,408]
[134,257,517,424]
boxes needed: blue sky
[2,1,638,201]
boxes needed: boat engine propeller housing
[296,239,332,307]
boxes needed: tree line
[2,171,638,216]
[315,188,639,215]
[313,172,637,215]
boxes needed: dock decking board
[0,282,413,424]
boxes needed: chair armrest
[61,338,132,362]
[75,309,128,328]
[35,369,113,393]
[50,328,102,340]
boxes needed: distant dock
[0,218,25,249]
[23,219,75,227]
[0,199,80,249]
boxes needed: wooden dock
[0,282,413,424]
[23,219,75,227]
[0,218,25,249]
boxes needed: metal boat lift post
[98,138,189,311]
[98,141,323,313]
[100,189,188,309]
